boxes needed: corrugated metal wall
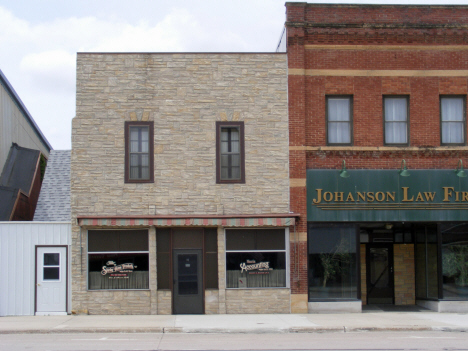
[0,83,51,168]
[0,222,71,316]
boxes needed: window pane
[231,166,240,179]
[442,122,464,144]
[385,98,407,122]
[256,229,286,250]
[231,141,239,153]
[231,154,240,167]
[89,230,148,252]
[221,140,229,153]
[226,229,256,250]
[141,128,149,152]
[178,254,198,295]
[441,223,468,300]
[221,154,229,168]
[130,128,139,152]
[44,267,60,280]
[44,253,59,266]
[221,129,229,141]
[441,98,464,121]
[328,122,350,144]
[88,253,149,290]
[226,229,285,251]
[230,129,239,141]
[221,167,228,180]
[328,98,350,121]
[385,122,407,144]
[226,252,286,288]
[308,225,358,300]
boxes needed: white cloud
[20,50,76,94]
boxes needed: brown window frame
[216,121,245,184]
[383,95,410,146]
[125,121,154,183]
[326,95,353,146]
[440,95,466,146]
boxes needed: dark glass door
[173,249,203,314]
[367,244,394,304]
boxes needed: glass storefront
[225,229,287,288]
[441,223,468,300]
[415,224,439,300]
[88,230,149,290]
[308,225,358,300]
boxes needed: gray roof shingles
[34,150,71,222]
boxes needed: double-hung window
[125,121,154,183]
[216,121,245,183]
[326,96,352,145]
[441,96,466,145]
[88,230,149,290]
[384,96,409,145]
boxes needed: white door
[36,247,67,315]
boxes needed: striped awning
[78,216,296,227]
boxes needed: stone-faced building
[71,53,296,314]
[286,3,468,313]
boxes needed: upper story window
[384,96,409,145]
[326,96,352,145]
[216,121,245,184]
[125,121,154,183]
[441,96,466,145]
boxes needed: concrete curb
[0,326,467,335]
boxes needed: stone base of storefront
[86,290,153,315]
[417,300,468,313]
[225,289,291,314]
[308,301,362,313]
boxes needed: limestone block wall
[157,290,172,315]
[86,290,151,315]
[72,53,289,218]
[394,244,416,305]
[71,53,289,315]
[205,290,219,314]
[225,289,291,314]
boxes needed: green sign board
[307,169,468,222]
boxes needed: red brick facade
[286,3,468,309]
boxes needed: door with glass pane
[173,249,203,314]
[36,246,67,315]
[367,244,394,304]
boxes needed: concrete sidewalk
[1,312,468,334]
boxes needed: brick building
[286,3,468,312]
[71,53,296,314]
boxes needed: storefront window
[88,230,149,290]
[441,223,468,300]
[225,229,287,288]
[308,225,358,300]
[415,225,439,300]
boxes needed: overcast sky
[1,0,467,150]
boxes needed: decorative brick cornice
[286,22,468,30]
[291,146,468,152]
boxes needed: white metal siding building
[0,222,71,316]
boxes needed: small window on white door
[43,253,60,280]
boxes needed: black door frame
[172,248,204,314]
[366,243,394,304]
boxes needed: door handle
[37,283,41,286]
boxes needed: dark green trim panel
[307,169,468,222]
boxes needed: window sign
[225,229,287,288]
[88,230,149,290]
